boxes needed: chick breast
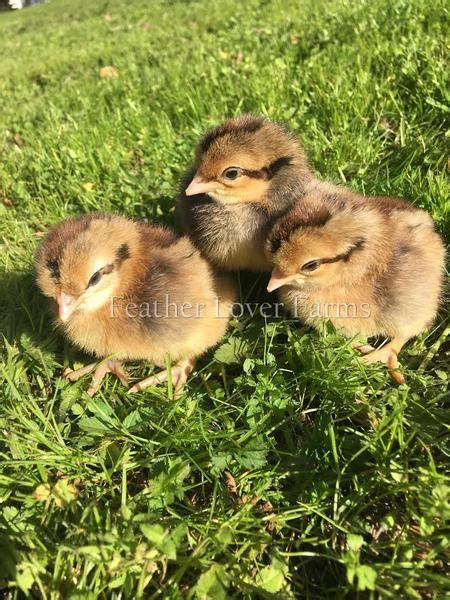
[180,188,272,270]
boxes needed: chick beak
[267,271,295,293]
[57,291,78,322]
[185,174,218,196]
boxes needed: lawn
[0,0,448,597]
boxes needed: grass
[0,0,448,597]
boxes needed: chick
[35,213,235,396]
[266,187,445,382]
[179,114,315,271]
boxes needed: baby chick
[266,186,445,382]
[180,114,315,271]
[36,213,235,396]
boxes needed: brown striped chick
[179,114,315,271]
[266,188,445,382]
[35,213,235,396]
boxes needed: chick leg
[128,359,195,396]
[362,338,407,384]
[65,360,129,395]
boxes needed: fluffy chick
[180,114,314,271]
[36,213,235,396]
[266,186,445,382]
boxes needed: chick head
[267,203,371,292]
[185,114,305,205]
[36,213,138,322]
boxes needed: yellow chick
[35,213,235,395]
[180,114,315,271]
[266,186,445,382]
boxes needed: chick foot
[64,362,98,382]
[361,338,406,384]
[128,360,195,396]
[65,360,129,396]
[351,341,376,355]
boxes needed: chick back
[373,206,445,339]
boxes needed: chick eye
[301,260,320,272]
[222,167,242,180]
[88,270,102,287]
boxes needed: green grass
[0,0,449,597]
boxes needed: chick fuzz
[35,212,235,396]
[266,185,445,382]
[180,114,315,271]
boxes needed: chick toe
[64,362,98,382]
[128,360,194,396]
[352,341,376,355]
[86,359,129,396]
[362,342,406,385]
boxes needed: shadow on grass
[136,193,179,230]
[0,269,59,348]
